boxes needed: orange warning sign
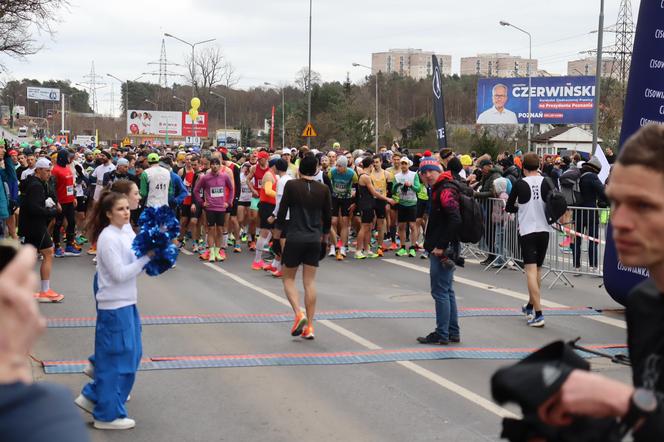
[301,122,317,137]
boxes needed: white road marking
[383,259,626,330]
[190,253,517,419]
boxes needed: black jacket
[578,167,608,208]
[18,175,57,236]
[424,172,462,252]
[475,167,503,199]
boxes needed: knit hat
[418,156,442,173]
[460,155,473,167]
[336,156,348,168]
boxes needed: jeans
[573,209,599,268]
[429,255,459,340]
[493,223,506,265]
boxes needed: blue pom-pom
[132,206,180,276]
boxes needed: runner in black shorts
[519,232,549,267]
[258,201,276,230]
[206,210,226,227]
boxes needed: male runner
[327,156,357,260]
[393,156,421,257]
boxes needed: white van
[17,126,28,138]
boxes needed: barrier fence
[464,198,609,289]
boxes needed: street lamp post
[592,0,605,154]
[107,73,145,117]
[164,33,216,99]
[352,63,379,149]
[307,0,313,147]
[172,96,187,111]
[264,82,285,148]
[145,99,158,110]
[210,91,227,147]
[500,20,532,152]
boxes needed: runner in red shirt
[51,150,80,257]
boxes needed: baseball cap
[35,158,52,169]
[268,158,280,168]
[281,148,292,155]
[117,158,129,166]
[478,159,493,168]
[257,151,270,160]
[8,150,17,156]
[147,153,160,163]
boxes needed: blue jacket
[169,171,189,206]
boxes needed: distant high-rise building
[460,53,538,77]
[567,57,617,78]
[371,49,452,80]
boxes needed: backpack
[544,177,568,225]
[558,168,582,206]
[442,180,484,243]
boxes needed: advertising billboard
[126,110,208,137]
[182,112,208,137]
[476,76,596,125]
[27,86,61,101]
[127,110,182,136]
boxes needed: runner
[75,191,152,430]
[51,149,80,257]
[139,153,170,208]
[392,156,421,257]
[267,158,292,276]
[275,154,332,340]
[246,150,270,252]
[505,152,553,327]
[355,156,395,259]
[370,154,393,256]
[18,158,64,303]
[177,155,200,250]
[251,157,278,270]
[236,162,253,249]
[327,156,357,260]
[193,158,234,263]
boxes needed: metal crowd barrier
[462,198,609,289]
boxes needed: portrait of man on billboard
[477,83,519,125]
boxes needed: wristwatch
[619,388,658,436]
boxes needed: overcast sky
[0,0,639,116]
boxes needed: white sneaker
[83,362,94,379]
[74,394,95,414]
[94,417,136,430]
[328,246,335,257]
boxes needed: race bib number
[155,183,167,190]
[333,181,348,196]
[210,187,225,198]
[66,185,74,196]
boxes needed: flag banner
[432,55,448,149]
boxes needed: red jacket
[51,164,75,204]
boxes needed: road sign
[301,122,317,137]
[122,137,131,146]
[186,136,201,145]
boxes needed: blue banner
[603,0,664,306]
[432,55,448,149]
[476,76,596,125]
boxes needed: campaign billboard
[476,76,595,125]
[127,110,182,136]
[27,86,61,101]
[182,112,208,137]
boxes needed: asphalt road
[32,243,630,442]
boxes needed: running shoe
[35,289,64,303]
[381,242,390,251]
[76,235,88,245]
[249,241,256,251]
[233,244,242,253]
[390,242,398,251]
[54,247,65,258]
[336,250,344,261]
[328,246,336,257]
[208,250,216,263]
[271,270,283,278]
[396,247,408,257]
[291,312,307,336]
[251,260,265,270]
[192,243,200,253]
[527,314,545,327]
[366,251,379,259]
[301,325,315,340]
[93,418,136,430]
[408,247,417,258]
[376,248,384,257]
[241,233,248,243]
[74,394,95,414]
[71,242,82,251]
[262,263,276,272]
[86,246,97,255]
[420,250,429,259]
[64,245,81,256]
[340,247,347,257]
[199,250,210,261]
[521,304,534,320]
[216,249,226,262]
[354,251,366,259]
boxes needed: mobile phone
[0,239,20,272]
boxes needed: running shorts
[374,200,386,219]
[206,210,226,227]
[282,241,321,268]
[519,231,549,267]
[332,197,352,217]
[360,208,375,224]
[416,199,428,219]
[24,228,53,251]
[397,205,417,223]
[250,197,260,211]
[76,196,87,213]
[258,202,276,229]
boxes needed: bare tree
[185,46,238,100]
[294,67,321,92]
[0,0,69,70]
